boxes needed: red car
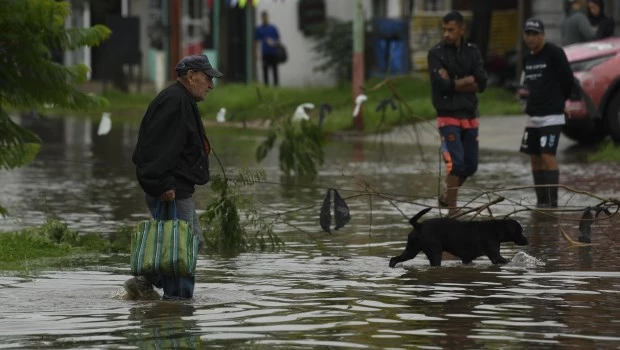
[563,37,620,144]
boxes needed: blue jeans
[439,125,479,179]
[144,195,203,300]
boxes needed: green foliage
[0,0,110,216]
[109,224,134,254]
[39,218,79,244]
[15,79,522,134]
[0,108,41,170]
[309,18,354,84]
[256,120,325,177]
[588,140,620,162]
[200,169,283,255]
[0,0,111,110]
[0,218,134,271]
[0,220,74,265]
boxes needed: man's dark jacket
[427,40,488,118]
[133,82,210,199]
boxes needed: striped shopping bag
[130,201,199,277]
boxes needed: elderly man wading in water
[124,55,223,300]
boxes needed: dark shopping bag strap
[154,200,178,220]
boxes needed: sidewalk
[371,115,576,153]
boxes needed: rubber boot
[438,175,461,215]
[124,276,159,300]
[545,170,559,208]
[532,170,548,207]
[438,176,465,207]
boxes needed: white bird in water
[216,107,226,123]
[97,112,112,136]
[352,94,368,117]
[292,103,315,122]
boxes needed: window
[424,0,440,11]
[372,0,387,17]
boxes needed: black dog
[389,208,528,267]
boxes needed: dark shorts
[519,125,562,155]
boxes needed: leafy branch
[0,0,110,217]
[200,149,282,255]
[256,119,325,178]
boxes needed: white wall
[255,0,376,87]
[386,0,401,18]
[326,0,371,21]
[530,1,564,45]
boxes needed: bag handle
[154,200,178,220]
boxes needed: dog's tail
[409,207,432,228]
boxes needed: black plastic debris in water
[318,103,332,128]
[578,205,613,243]
[578,207,594,243]
[319,188,351,234]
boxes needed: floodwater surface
[1,115,619,349]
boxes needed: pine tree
[0,0,111,215]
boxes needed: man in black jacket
[427,11,488,215]
[519,19,574,208]
[124,55,223,300]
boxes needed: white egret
[97,112,112,136]
[216,107,226,123]
[292,103,315,122]
[352,94,368,117]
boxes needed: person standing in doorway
[255,10,281,86]
[427,11,488,215]
[561,0,596,46]
[519,19,574,208]
[125,55,223,300]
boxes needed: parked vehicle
[562,38,620,144]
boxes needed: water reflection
[0,115,620,349]
[126,302,200,348]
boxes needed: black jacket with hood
[133,82,210,199]
[427,40,488,118]
[588,0,615,39]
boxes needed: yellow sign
[237,0,260,8]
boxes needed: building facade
[62,0,619,88]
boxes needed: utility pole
[214,0,220,57]
[515,0,525,83]
[352,0,365,131]
[245,3,254,84]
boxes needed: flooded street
[1,115,620,349]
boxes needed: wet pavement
[374,115,577,153]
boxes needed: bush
[200,169,283,255]
[588,140,620,162]
[309,18,354,84]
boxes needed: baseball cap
[523,18,545,33]
[175,55,223,78]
